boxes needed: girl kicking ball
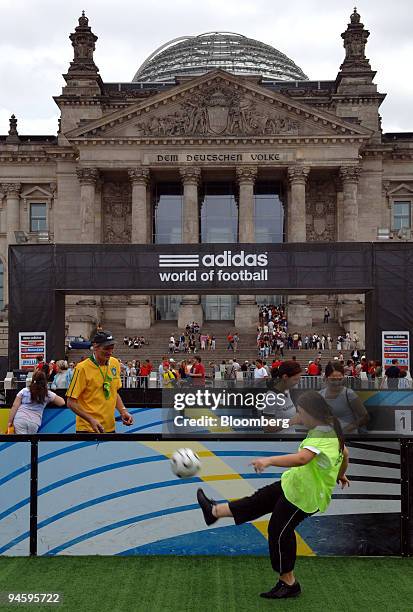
[197,390,350,599]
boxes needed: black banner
[8,242,413,368]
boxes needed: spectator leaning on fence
[51,360,72,390]
[8,370,65,434]
[319,362,369,433]
[263,361,302,429]
[66,331,134,433]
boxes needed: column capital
[287,165,310,185]
[339,165,361,184]
[76,167,99,185]
[236,165,258,184]
[128,167,150,186]
[179,166,201,185]
[2,183,21,197]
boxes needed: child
[7,370,66,434]
[197,390,350,600]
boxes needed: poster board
[18,332,46,371]
[382,331,409,371]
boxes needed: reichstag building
[1,9,412,345]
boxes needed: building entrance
[155,295,181,320]
[202,295,236,321]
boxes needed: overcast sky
[0,0,412,134]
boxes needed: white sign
[394,409,412,434]
[19,332,46,371]
[382,331,410,371]
[158,250,268,283]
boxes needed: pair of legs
[13,416,39,434]
[207,481,309,587]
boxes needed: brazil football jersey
[66,356,122,433]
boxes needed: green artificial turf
[0,556,412,612]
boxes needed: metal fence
[119,373,411,391]
[3,372,411,392]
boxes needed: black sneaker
[260,580,301,599]
[197,488,217,525]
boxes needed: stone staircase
[68,320,356,370]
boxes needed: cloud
[0,0,411,133]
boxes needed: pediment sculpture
[134,83,299,137]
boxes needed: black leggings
[228,481,310,574]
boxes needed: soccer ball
[170,448,201,478]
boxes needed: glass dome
[133,32,308,82]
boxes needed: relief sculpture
[103,182,132,243]
[306,178,337,242]
[135,83,299,137]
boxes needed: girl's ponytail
[329,415,345,453]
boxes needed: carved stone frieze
[339,165,361,184]
[76,167,99,185]
[3,183,21,197]
[236,166,258,183]
[102,182,132,244]
[128,167,150,185]
[179,166,201,185]
[134,83,300,138]
[306,176,337,242]
[287,166,310,185]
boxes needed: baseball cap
[92,331,115,347]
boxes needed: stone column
[339,165,363,343]
[287,166,311,327]
[180,166,201,243]
[237,166,257,243]
[0,189,7,307]
[235,166,258,329]
[340,165,360,241]
[76,167,99,243]
[4,183,21,245]
[178,166,203,328]
[129,167,150,243]
[126,167,151,329]
[287,165,309,242]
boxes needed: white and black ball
[170,448,201,478]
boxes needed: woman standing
[8,371,65,434]
[320,362,368,432]
[263,361,302,428]
[51,360,71,390]
[197,391,350,599]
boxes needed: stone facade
[0,9,412,342]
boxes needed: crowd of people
[257,303,362,356]
[166,323,240,354]
[123,335,147,349]
[6,323,412,436]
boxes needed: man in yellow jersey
[66,331,134,433]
